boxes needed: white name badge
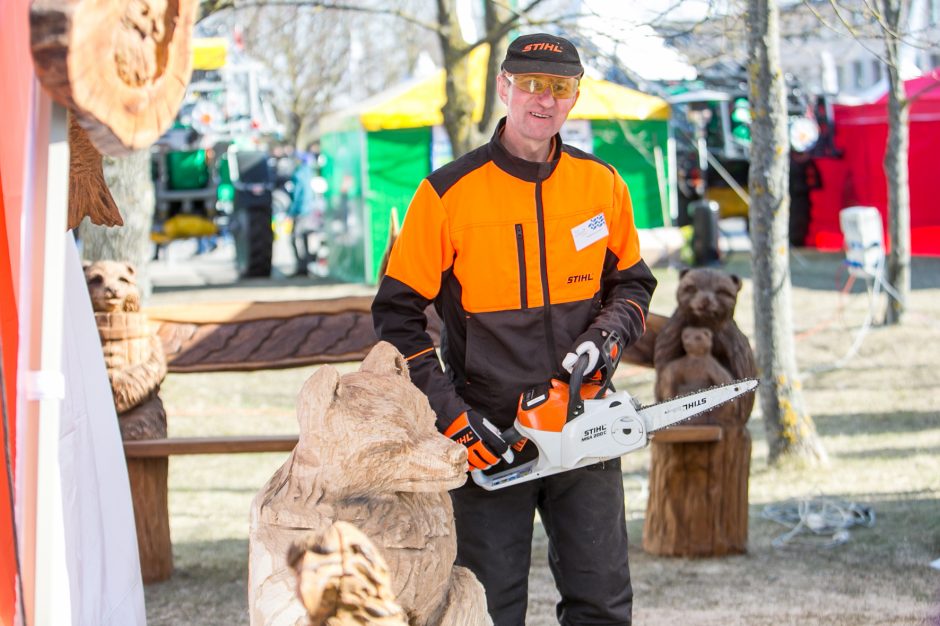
[571,213,609,251]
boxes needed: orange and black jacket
[372,119,657,433]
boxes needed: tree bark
[79,150,156,298]
[436,0,479,158]
[746,0,827,466]
[882,0,911,325]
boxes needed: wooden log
[642,426,751,557]
[126,457,172,583]
[124,435,298,457]
[120,397,173,583]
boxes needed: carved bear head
[676,268,742,328]
[680,326,713,357]
[83,260,140,313]
[295,341,467,496]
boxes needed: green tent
[319,54,674,284]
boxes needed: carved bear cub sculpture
[249,341,490,626]
[288,521,408,625]
[655,326,735,426]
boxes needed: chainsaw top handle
[567,352,591,420]
[567,330,623,420]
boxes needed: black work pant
[451,459,633,626]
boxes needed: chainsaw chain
[640,378,758,433]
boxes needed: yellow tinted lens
[520,76,547,94]
[551,78,577,98]
[512,74,577,98]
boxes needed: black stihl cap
[501,33,584,78]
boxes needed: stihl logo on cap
[522,42,563,53]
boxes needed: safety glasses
[505,73,579,99]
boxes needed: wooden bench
[127,295,426,583]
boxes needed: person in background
[287,146,322,277]
[371,33,656,625]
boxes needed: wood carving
[85,260,172,581]
[377,206,401,281]
[652,268,757,419]
[68,114,122,230]
[30,0,198,156]
[288,521,408,626]
[644,268,757,557]
[249,342,490,626]
[146,298,442,373]
[654,327,735,424]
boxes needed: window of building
[872,59,883,83]
[852,60,865,88]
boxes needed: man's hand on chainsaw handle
[562,328,614,377]
[444,410,514,471]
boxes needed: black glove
[443,410,514,471]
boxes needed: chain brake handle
[567,331,622,420]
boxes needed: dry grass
[144,251,940,625]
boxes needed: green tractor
[150,37,283,277]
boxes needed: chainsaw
[471,332,758,491]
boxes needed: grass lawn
[144,251,940,625]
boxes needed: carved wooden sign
[29,0,198,156]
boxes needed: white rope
[761,496,875,549]
[805,252,901,375]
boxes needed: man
[372,33,656,625]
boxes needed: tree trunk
[882,0,911,325]
[436,0,478,158]
[746,0,827,466]
[79,150,156,298]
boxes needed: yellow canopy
[192,38,227,71]
[354,46,669,132]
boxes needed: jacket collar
[489,117,562,183]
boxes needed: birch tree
[746,0,827,465]
[880,0,911,325]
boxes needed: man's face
[498,73,579,143]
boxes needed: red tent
[807,70,940,255]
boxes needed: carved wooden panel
[146,297,444,373]
[30,0,198,156]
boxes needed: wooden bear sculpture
[84,259,172,582]
[85,260,168,435]
[653,267,756,425]
[249,341,491,626]
[644,268,757,557]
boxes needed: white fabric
[562,341,600,375]
[60,233,146,625]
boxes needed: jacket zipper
[515,224,527,309]
[534,180,559,373]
